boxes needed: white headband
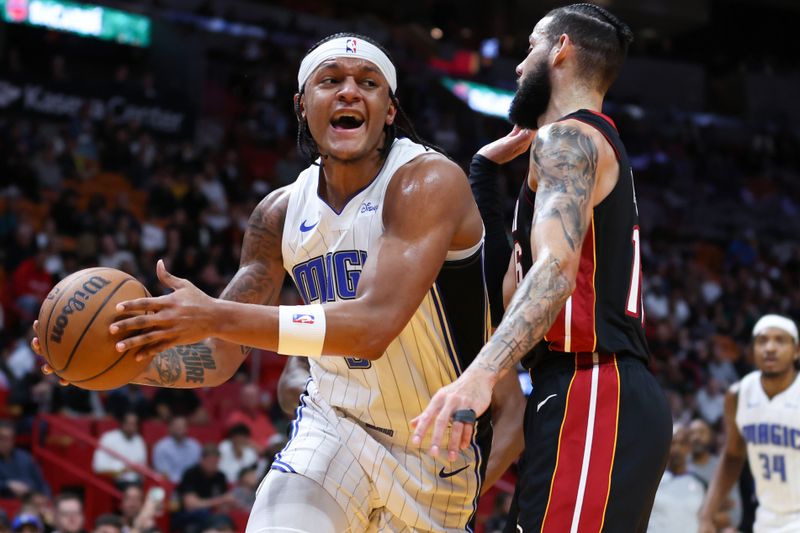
[753,314,798,343]
[297,36,397,93]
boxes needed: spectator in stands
[151,387,203,423]
[152,416,201,484]
[224,384,274,453]
[484,492,512,533]
[91,514,122,533]
[198,514,234,533]
[174,444,233,533]
[230,465,258,512]
[51,492,86,533]
[0,421,50,498]
[217,424,257,485]
[688,418,741,529]
[696,377,726,425]
[0,510,9,533]
[10,246,52,325]
[18,492,53,533]
[116,484,159,533]
[92,412,147,483]
[10,514,42,533]
[255,433,288,480]
[647,424,706,533]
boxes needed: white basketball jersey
[281,138,490,438]
[736,371,800,516]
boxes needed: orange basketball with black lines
[37,267,151,390]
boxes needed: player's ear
[386,96,397,126]
[552,33,571,67]
[294,93,306,121]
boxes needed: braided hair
[294,33,438,164]
[544,3,634,91]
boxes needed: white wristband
[278,304,326,357]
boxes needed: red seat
[141,420,169,448]
[230,509,250,532]
[187,424,222,444]
[0,498,21,520]
[93,417,118,437]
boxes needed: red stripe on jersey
[571,217,597,352]
[578,354,621,532]
[544,218,597,352]
[540,354,592,533]
[586,109,618,131]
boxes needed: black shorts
[505,353,672,533]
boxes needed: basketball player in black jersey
[413,4,672,532]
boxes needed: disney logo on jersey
[359,201,379,214]
[292,249,368,304]
[292,313,316,324]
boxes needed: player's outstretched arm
[108,153,481,363]
[698,387,747,533]
[412,121,605,458]
[34,188,291,389]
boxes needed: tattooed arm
[471,121,601,376]
[130,188,289,387]
[412,120,613,456]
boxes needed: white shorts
[754,506,800,533]
[258,381,489,532]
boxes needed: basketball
[37,267,152,390]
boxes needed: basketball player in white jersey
[699,314,800,533]
[34,33,525,532]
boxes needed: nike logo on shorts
[537,394,557,412]
[438,465,469,478]
[300,220,319,232]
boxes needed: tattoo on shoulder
[219,191,288,306]
[142,343,216,386]
[531,124,598,251]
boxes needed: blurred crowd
[1,3,799,533]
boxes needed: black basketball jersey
[511,109,649,365]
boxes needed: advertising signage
[1,0,151,47]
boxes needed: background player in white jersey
[34,33,525,532]
[700,314,800,533]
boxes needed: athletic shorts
[505,352,672,533]
[261,380,491,532]
[754,507,800,533]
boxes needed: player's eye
[362,79,377,88]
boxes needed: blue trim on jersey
[429,284,463,377]
[269,459,296,474]
[272,377,313,470]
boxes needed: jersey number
[625,226,642,317]
[513,242,523,286]
[758,453,787,483]
[345,357,372,369]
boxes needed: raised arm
[107,154,481,363]
[412,120,613,457]
[699,388,747,533]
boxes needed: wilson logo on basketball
[49,276,112,343]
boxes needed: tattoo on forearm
[476,125,598,374]
[531,124,597,251]
[142,343,216,385]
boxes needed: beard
[508,60,552,129]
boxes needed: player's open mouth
[330,113,365,131]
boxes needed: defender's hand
[477,126,535,165]
[110,260,216,360]
[410,366,494,461]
